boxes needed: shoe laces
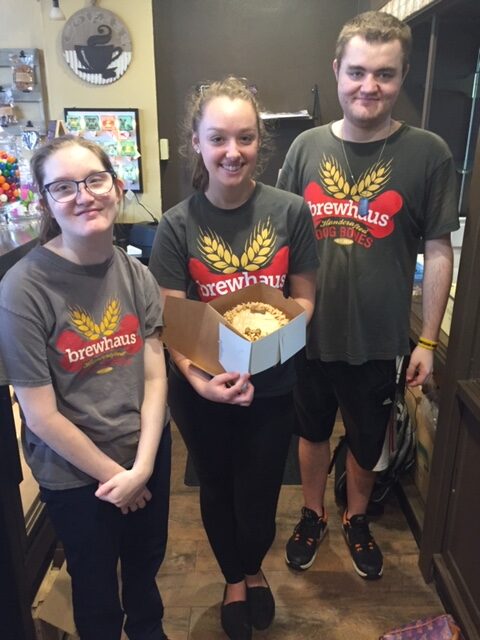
[293,507,323,545]
[346,515,376,551]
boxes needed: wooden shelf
[396,470,424,546]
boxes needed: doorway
[152,0,353,210]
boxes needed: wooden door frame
[0,384,57,639]
[419,130,480,638]
[0,239,57,637]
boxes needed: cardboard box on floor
[405,386,436,503]
[162,283,306,375]
[34,563,78,639]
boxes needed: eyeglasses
[42,171,116,203]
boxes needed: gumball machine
[13,122,41,218]
[0,134,20,224]
[0,125,41,224]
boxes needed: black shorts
[293,351,397,470]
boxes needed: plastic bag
[10,52,35,92]
[0,87,17,127]
[379,613,464,640]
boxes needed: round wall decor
[62,7,132,85]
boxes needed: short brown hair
[335,11,412,74]
[181,76,269,192]
[31,135,118,244]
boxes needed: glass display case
[0,48,47,136]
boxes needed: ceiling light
[50,0,65,21]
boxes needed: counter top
[0,219,40,257]
[0,218,39,279]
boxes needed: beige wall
[3,0,161,222]
[2,0,44,47]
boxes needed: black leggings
[41,425,171,640]
[168,371,294,583]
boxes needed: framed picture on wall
[63,107,143,192]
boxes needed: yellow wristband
[418,342,436,351]
[418,336,438,351]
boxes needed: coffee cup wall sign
[62,7,132,85]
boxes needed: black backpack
[330,381,416,516]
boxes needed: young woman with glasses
[0,135,171,640]
[149,76,318,640]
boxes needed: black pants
[41,424,171,640]
[168,371,293,584]
[294,351,399,470]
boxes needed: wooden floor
[159,425,445,640]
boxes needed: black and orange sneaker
[342,512,383,579]
[285,507,328,571]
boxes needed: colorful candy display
[0,150,20,204]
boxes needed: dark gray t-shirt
[0,245,163,489]
[149,182,319,396]
[0,349,7,385]
[276,123,459,363]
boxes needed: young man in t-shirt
[277,10,459,580]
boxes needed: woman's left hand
[192,371,254,406]
[95,468,152,514]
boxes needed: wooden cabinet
[0,240,56,639]
[418,133,480,640]
[392,1,480,638]
[0,384,56,640]
[398,0,480,215]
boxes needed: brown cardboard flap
[162,296,226,376]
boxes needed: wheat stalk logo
[320,155,392,202]
[198,219,276,273]
[69,299,121,340]
[198,230,240,274]
[240,219,276,272]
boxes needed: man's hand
[406,345,434,387]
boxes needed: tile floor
[159,424,445,640]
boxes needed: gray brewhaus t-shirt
[0,245,163,489]
[277,123,459,364]
[149,182,319,397]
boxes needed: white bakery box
[161,283,306,375]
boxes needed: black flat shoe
[246,574,275,630]
[221,587,252,640]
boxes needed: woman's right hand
[95,467,153,514]
[194,371,254,406]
